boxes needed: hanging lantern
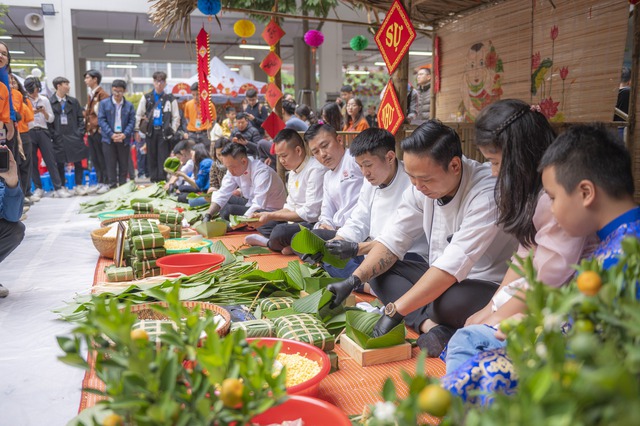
[350,35,369,51]
[304,30,325,49]
[234,19,256,44]
[197,0,221,21]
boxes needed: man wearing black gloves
[326,120,516,356]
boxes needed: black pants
[102,141,130,188]
[30,128,63,190]
[189,132,211,152]
[17,132,33,197]
[369,260,499,332]
[88,132,107,184]
[146,130,171,183]
[220,195,249,220]
[0,219,25,263]
[258,221,314,251]
[177,184,198,203]
[57,161,84,186]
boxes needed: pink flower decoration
[559,66,569,80]
[304,30,325,48]
[550,25,559,41]
[532,52,541,70]
[539,97,560,119]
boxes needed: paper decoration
[260,51,283,77]
[377,80,405,135]
[374,0,417,75]
[197,0,221,16]
[238,83,258,95]
[350,35,369,51]
[303,30,324,48]
[262,19,286,46]
[196,28,213,123]
[171,82,191,96]
[261,112,286,139]
[264,82,283,109]
[234,19,256,44]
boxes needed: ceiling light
[229,67,240,71]
[239,44,271,51]
[9,50,25,55]
[11,63,38,67]
[346,70,370,75]
[106,53,141,58]
[374,62,386,66]
[107,64,138,69]
[224,55,255,61]
[103,39,144,45]
[0,36,12,40]
[409,51,432,56]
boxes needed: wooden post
[628,5,640,202]
[391,0,411,158]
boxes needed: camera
[0,145,9,173]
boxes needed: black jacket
[49,95,87,163]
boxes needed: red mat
[78,236,446,421]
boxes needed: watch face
[384,303,395,317]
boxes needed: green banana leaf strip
[303,277,343,293]
[290,226,348,268]
[236,246,273,256]
[229,215,260,227]
[292,289,332,314]
[210,241,236,265]
[262,307,297,319]
[345,310,406,349]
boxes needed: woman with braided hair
[441,99,598,403]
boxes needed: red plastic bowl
[155,253,225,275]
[247,337,330,397]
[251,395,350,426]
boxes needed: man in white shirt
[324,128,429,281]
[203,143,286,221]
[327,120,516,356]
[245,129,326,253]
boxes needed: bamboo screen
[435,0,630,123]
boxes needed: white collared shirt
[211,159,287,216]
[283,157,327,223]
[29,95,54,128]
[316,151,364,229]
[113,97,124,132]
[376,156,517,284]
[338,160,428,257]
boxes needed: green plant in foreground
[59,284,287,425]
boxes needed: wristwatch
[384,303,404,321]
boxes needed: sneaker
[417,325,457,357]
[0,284,8,298]
[53,189,72,198]
[244,234,269,247]
[20,213,27,221]
[23,197,34,206]
[96,183,110,194]
[29,194,41,203]
[86,185,100,194]
[33,188,45,198]
[23,205,30,214]
[74,185,89,196]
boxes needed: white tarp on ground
[170,56,267,103]
[0,196,98,425]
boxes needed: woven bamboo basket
[130,301,231,337]
[91,224,171,259]
[100,213,161,228]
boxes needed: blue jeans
[323,256,364,279]
[445,324,506,374]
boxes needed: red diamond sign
[260,51,282,77]
[374,0,416,75]
[262,19,286,46]
[262,112,286,139]
[377,80,405,135]
[264,82,283,110]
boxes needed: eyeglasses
[153,79,166,84]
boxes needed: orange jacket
[343,117,370,132]
[0,82,10,124]
[12,89,34,134]
[184,98,216,132]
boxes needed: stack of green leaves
[104,265,134,283]
[163,156,181,173]
[291,226,349,268]
[159,211,184,239]
[230,319,275,338]
[127,218,165,278]
[345,310,406,349]
[131,202,154,214]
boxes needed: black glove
[203,213,212,223]
[300,252,324,265]
[372,313,404,338]
[325,240,359,260]
[327,275,361,308]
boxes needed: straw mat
[79,259,446,418]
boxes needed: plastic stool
[65,171,76,190]
[30,181,35,193]
[83,170,90,186]
[89,169,97,185]
[40,173,54,192]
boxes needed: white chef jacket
[211,158,287,216]
[316,151,364,229]
[376,156,517,284]
[337,160,429,257]
[283,157,327,223]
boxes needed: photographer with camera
[0,145,25,298]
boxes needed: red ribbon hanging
[196,27,213,123]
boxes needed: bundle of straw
[148,0,197,41]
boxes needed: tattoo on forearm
[369,250,396,281]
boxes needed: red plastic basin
[251,395,350,426]
[247,338,330,398]
[155,253,225,275]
